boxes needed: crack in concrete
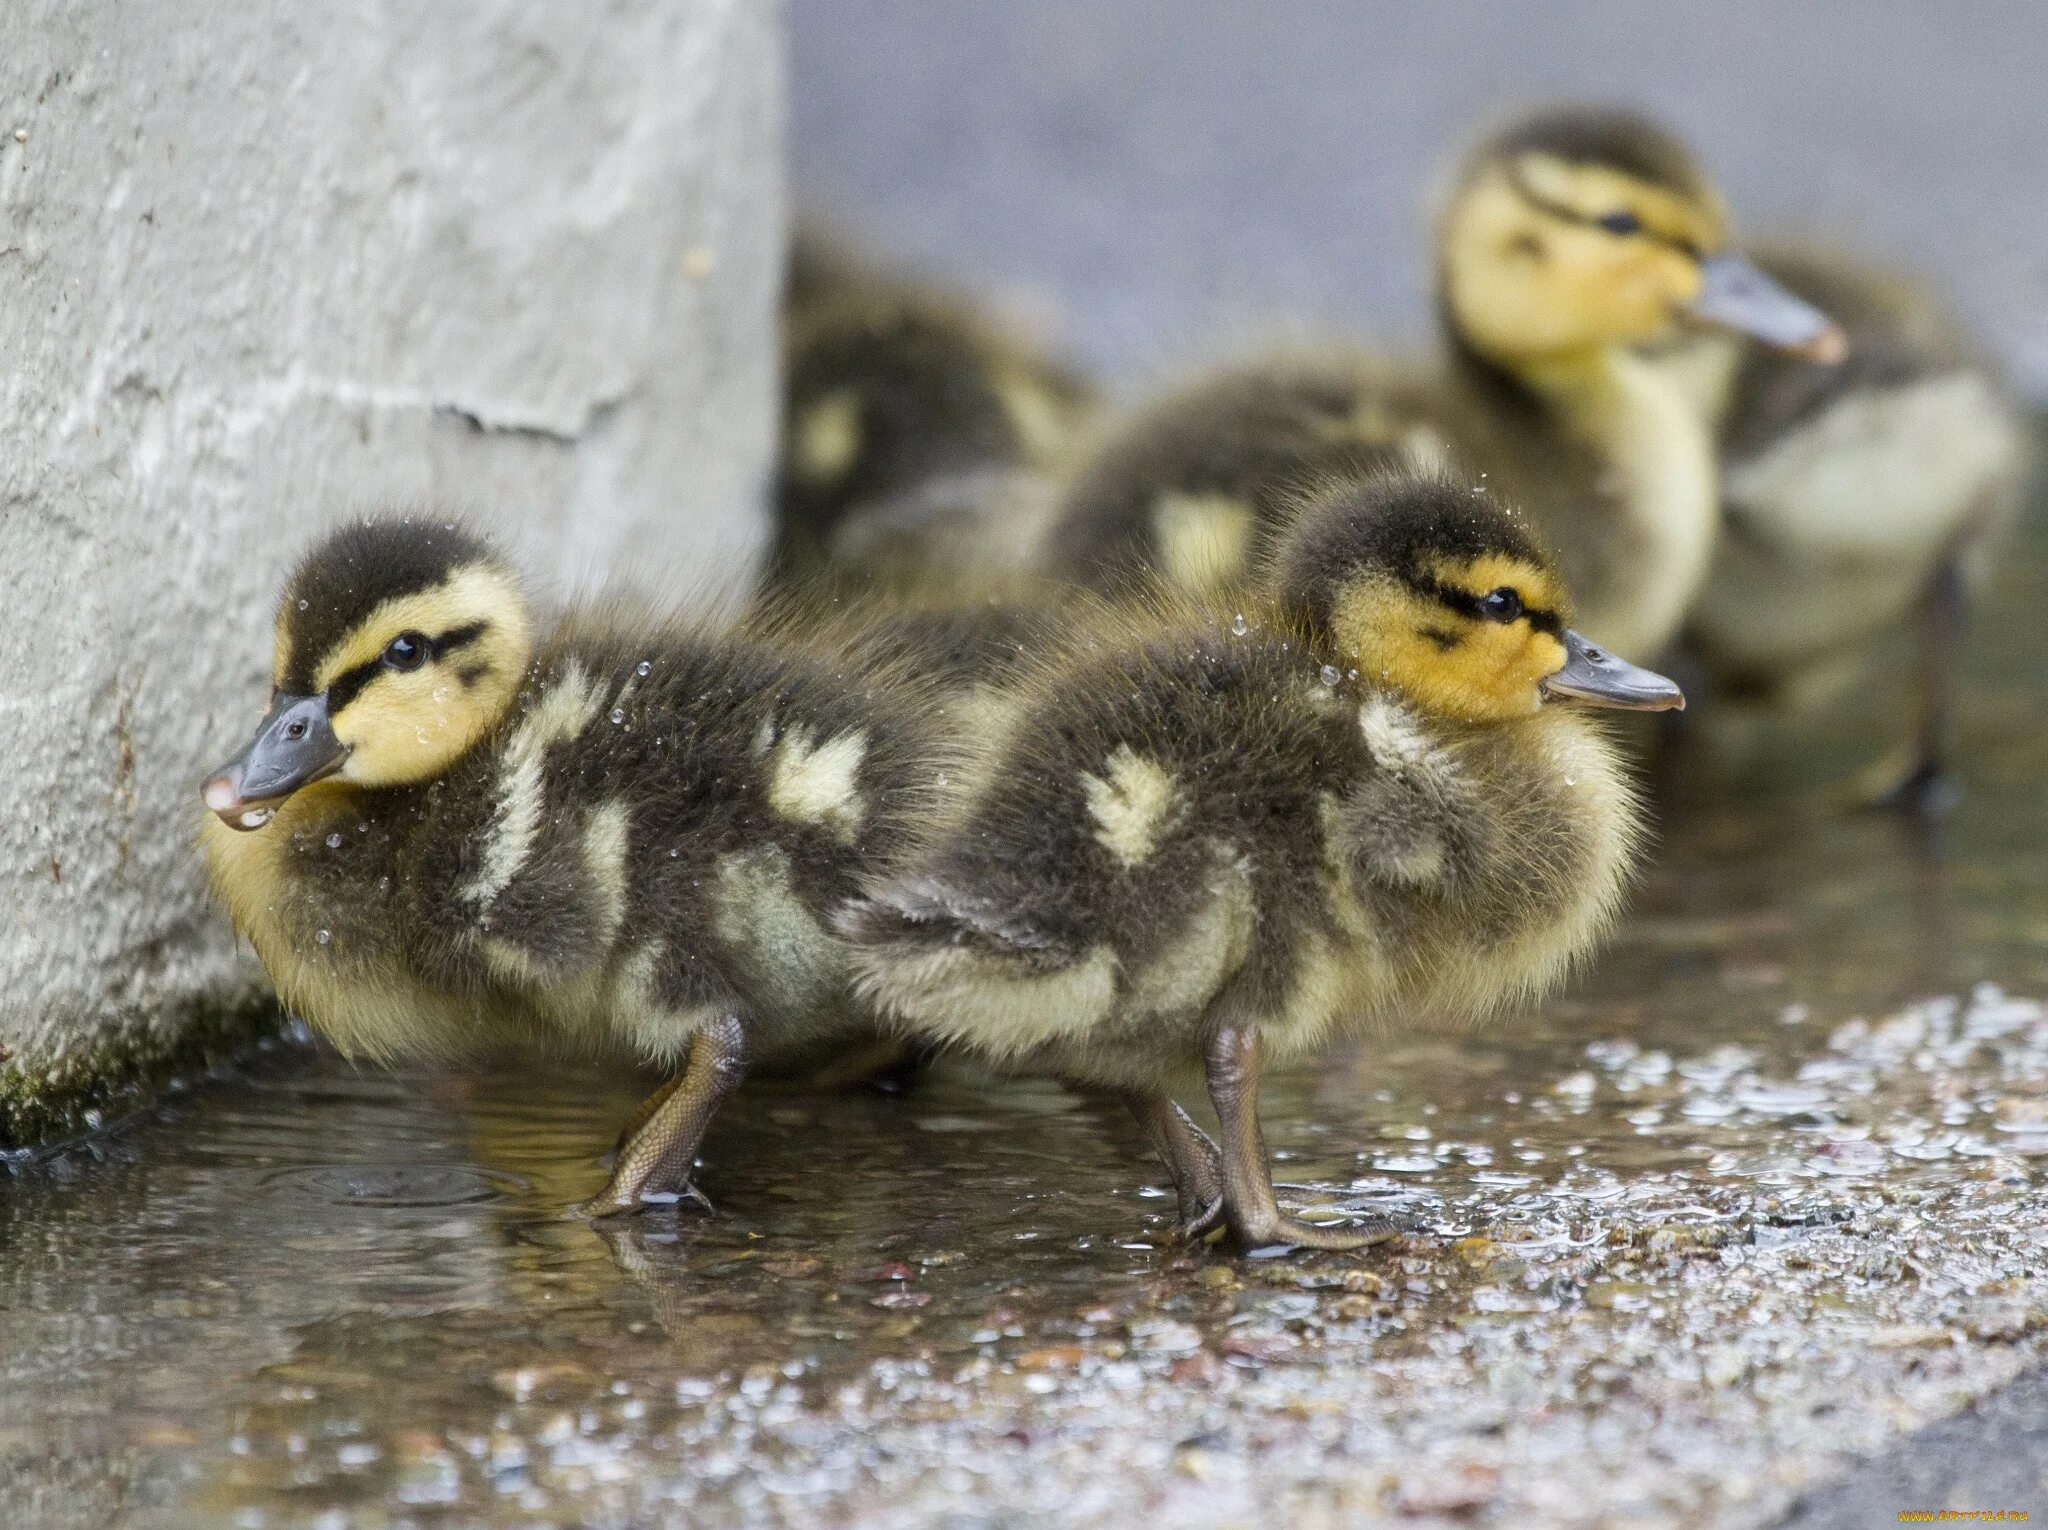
[433,386,634,444]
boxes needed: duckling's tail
[835,877,1116,1060]
[835,873,1054,956]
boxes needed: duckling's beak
[202,693,347,830]
[1542,630,1686,712]
[1687,253,1848,363]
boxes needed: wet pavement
[5,537,2046,1528]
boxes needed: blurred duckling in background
[768,574,1116,716]
[844,476,1682,1251]
[201,517,944,1217]
[1643,244,2030,812]
[774,226,1099,583]
[1046,106,1843,663]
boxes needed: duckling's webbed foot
[1204,1023,1391,1254]
[580,1013,748,1219]
[1121,1091,1225,1239]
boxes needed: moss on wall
[0,999,279,1151]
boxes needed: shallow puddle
[5,528,2047,1528]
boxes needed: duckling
[1641,243,2030,811]
[775,226,1099,583]
[1045,106,1844,663]
[200,516,945,1217]
[842,475,1681,1250]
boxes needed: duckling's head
[203,517,534,829]
[1439,105,1844,367]
[1273,475,1684,722]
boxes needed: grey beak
[1542,630,1686,712]
[202,693,347,830]
[1688,252,1848,363]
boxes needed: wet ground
[5,550,2046,1528]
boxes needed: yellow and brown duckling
[774,227,1099,584]
[200,516,946,1217]
[1044,106,1844,662]
[1643,243,2030,811]
[843,475,1682,1251]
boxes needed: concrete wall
[0,1,785,1142]
[792,1,2048,397]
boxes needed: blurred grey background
[791,1,2048,396]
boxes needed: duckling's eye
[383,631,429,671]
[1478,588,1524,622]
[1596,210,1642,237]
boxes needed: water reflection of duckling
[1643,244,2030,812]
[775,227,1099,584]
[201,517,944,1218]
[1046,106,1843,663]
[844,476,1682,1251]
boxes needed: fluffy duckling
[201,517,944,1217]
[843,476,1682,1250]
[1046,106,1844,662]
[775,227,1099,583]
[1643,244,2030,810]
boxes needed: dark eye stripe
[437,621,488,656]
[1412,574,1565,636]
[1504,164,1700,259]
[326,621,492,713]
[325,660,383,713]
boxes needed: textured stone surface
[791,0,2048,396]
[0,0,785,1141]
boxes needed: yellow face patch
[1332,560,1571,723]
[294,562,533,788]
[307,565,524,694]
[1442,158,1727,361]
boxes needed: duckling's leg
[1867,552,1966,817]
[1121,1092,1224,1238]
[579,1014,748,1218]
[1205,1024,1395,1253]
[603,1070,689,1166]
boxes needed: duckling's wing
[1720,247,2027,562]
[1724,370,2026,563]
